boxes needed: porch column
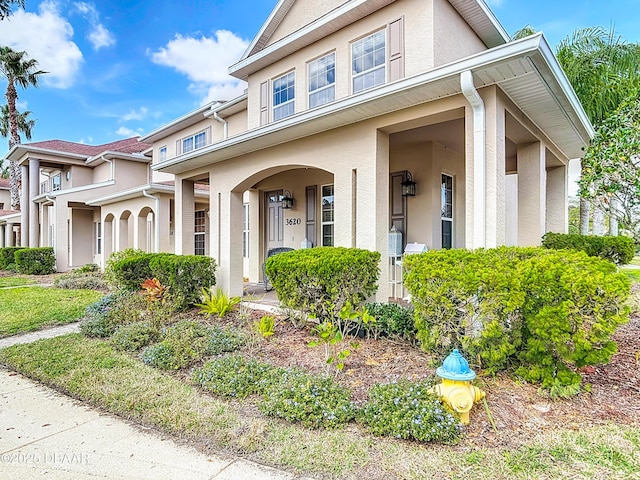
[5,223,13,246]
[29,159,39,247]
[374,130,390,302]
[157,196,172,252]
[103,218,113,269]
[41,203,49,246]
[546,165,567,234]
[0,224,4,248]
[175,178,195,255]
[483,87,506,248]
[517,142,546,245]
[20,164,29,246]
[213,188,244,297]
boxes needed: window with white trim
[159,146,167,162]
[194,210,206,255]
[96,221,102,255]
[273,71,295,121]
[308,52,335,108]
[441,174,453,249]
[242,203,249,258]
[51,174,61,192]
[321,184,334,247]
[352,30,386,93]
[183,131,206,154]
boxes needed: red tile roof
[26,136,151,157]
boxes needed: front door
[265,190,284,252]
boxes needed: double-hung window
[183,131,206,154]
[441,174,453,249]
[273,71,295,121]
[159,146,167,162]
[308,52,335,108]
[194,210,206,255]
[321,184,334,246]
[51,174,61,192]
[96,222,102,255]
[352,30,386,93]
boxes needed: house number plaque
[286,218,301,226]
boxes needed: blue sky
[0,0,639,155]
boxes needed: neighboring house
[145,0,594,301]
[0,177,20,248]
[3,137,208,272]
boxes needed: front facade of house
[144,0,593,301]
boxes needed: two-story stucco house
[4,137,209,272]
[144,0,593,301]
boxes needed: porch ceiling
[155,34,592,176]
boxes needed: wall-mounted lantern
[282,190,294,209]
[401,171,416,197]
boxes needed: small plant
[364,302,416,340]
[140,278,169,304]
[308,320,357,373]
[254,314,276,338]
[196,287,241,319]
[54,271,108,291]
[193,355,281,398]
[359,379,462,443]
[110,321,160,352]
[259,369,356,429]
[77,263,99,273]
[80,292,130,337]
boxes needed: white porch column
[157,196,172,252]
[41,204,49,246]
[213,188,244,297]
[5,223,13,246]
[517,142,546,245]
[374,130,390,302]
[103,218,113,269]
[545,165,567,233]
[0,224,4,248]
[20,164,29,246]
[483,88,506,248]
[28,159,39,247]
[175,178,195,255]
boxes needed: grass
[0,287,103,337]
[1,334,638,479]
[0,276,36,288]
[620,267,640,283]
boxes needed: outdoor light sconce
[282,190,294,209]
[401,171,416,197]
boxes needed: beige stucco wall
[70,208,94,267]
[0,188,9,209]
[151,118,222,164]
[227,109,248,138]
[433,0,486,66]
[70,165,94,188]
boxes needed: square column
[211,188,244,297]
[29,159,40,247]
[20,164,29,246]
[175,178,195,255]
[483,88,506,248]
[546,165,568,233]
[517,142,546,245]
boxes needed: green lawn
[0,287,102,337]
[1,334,637,479]
[0,277,36,288]
[620,267,640,283]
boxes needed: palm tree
[0,104,35,141]
[555,27,640,234]
[0,46,46,210]
[0,0,24,20]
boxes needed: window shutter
[260,81,269,125]
[305,185,317,247]
[206,126,212,145]
[388,17,405,81]
[175,139,181,155]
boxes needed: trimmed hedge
[403,247,630,390]
[265,247,380,321]
[542,232,635,265]
[15,247,56,274]
[106,250,216,310]
[0,247,25,269]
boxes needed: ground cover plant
[0,286,102,337]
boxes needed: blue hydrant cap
[436,349,477,381]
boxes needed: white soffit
[448,0,510,48]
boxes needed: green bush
[265,247,380,321]
[54,271,108,290]
[403,247,630,389]
[80,292,130,337]
[150,254,216,310]
[110,321,160,352]
[259,369,356,429]
[77,263,99,273]
[358,380,461,443]
[14,247,56,274]
[140,320,242,370]
[104,248,146,288]
[0,247,24,269]
[193,355,281,399]
[363,302,416,340]
[106,251,154,291]
[542,232,635,265]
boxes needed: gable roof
[230,0,509,80]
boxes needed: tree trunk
[609,198,619,236]
[6,80,21,211]
[9,159,20,211]
[579,197,590,235]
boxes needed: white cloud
[115,126,138,137]
[0,1,83,89]
[150,30,248,103]
[121,107,148,122]
[74,2,115,50]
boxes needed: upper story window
[273,71,295,121]
[352,30,386,93]
[308,52,335,109]
[159,146,167,162]
[51,174,61,192]
[183,131,206,154]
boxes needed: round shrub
[193,355,281,398]
[359,380,461,443]
[363,302,416,340]
[259,369,356,429]
[110,321,160,352]
[80,292,128,337]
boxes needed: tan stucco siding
[70,208,94,267]
[93,162,113,183]
[266,0,348,47]
[151,117,223,164]
[0,189,10,208]
[70,165,94,187]
[227,109,248,137]
[433,0,486,66]
[247,0,435,130]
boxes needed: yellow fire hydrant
[433,349,485,424]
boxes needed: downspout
[460,70,486,249]
[101,155,114,181]
[204,107,228,139]
[142,189,160,253]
